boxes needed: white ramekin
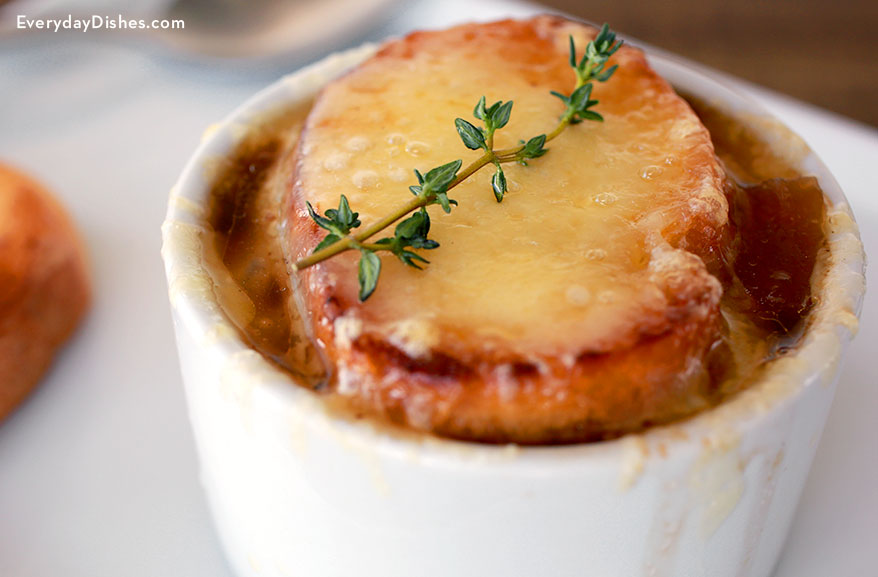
[162,41,865,577]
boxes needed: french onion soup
[205,17,826,445]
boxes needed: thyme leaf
[357,249,381,301]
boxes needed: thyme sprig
[295,24,623,301]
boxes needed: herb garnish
[294,24,623,301]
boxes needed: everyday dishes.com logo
[16,14,185,32]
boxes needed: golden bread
[286,17,730,443]
[0,163,91,422]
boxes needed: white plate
[0,1,875,575]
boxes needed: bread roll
[0,163,91,422]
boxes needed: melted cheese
[290,17,726,361]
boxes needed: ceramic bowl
[161,39,865,577]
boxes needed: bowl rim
[161,32,866,470]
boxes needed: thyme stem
[294,150,495,270]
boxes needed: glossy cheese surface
[286,17,730,443]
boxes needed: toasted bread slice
[286,16,729,443]
[0,163,91,422]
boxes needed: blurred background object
[158,0,399,59]
[541,0,878,127]
[0,0,402,63]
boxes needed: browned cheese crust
[0,163,91,422]
[286,16,729,443]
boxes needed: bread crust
[287,16,728,443]
[0,163,91,422]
